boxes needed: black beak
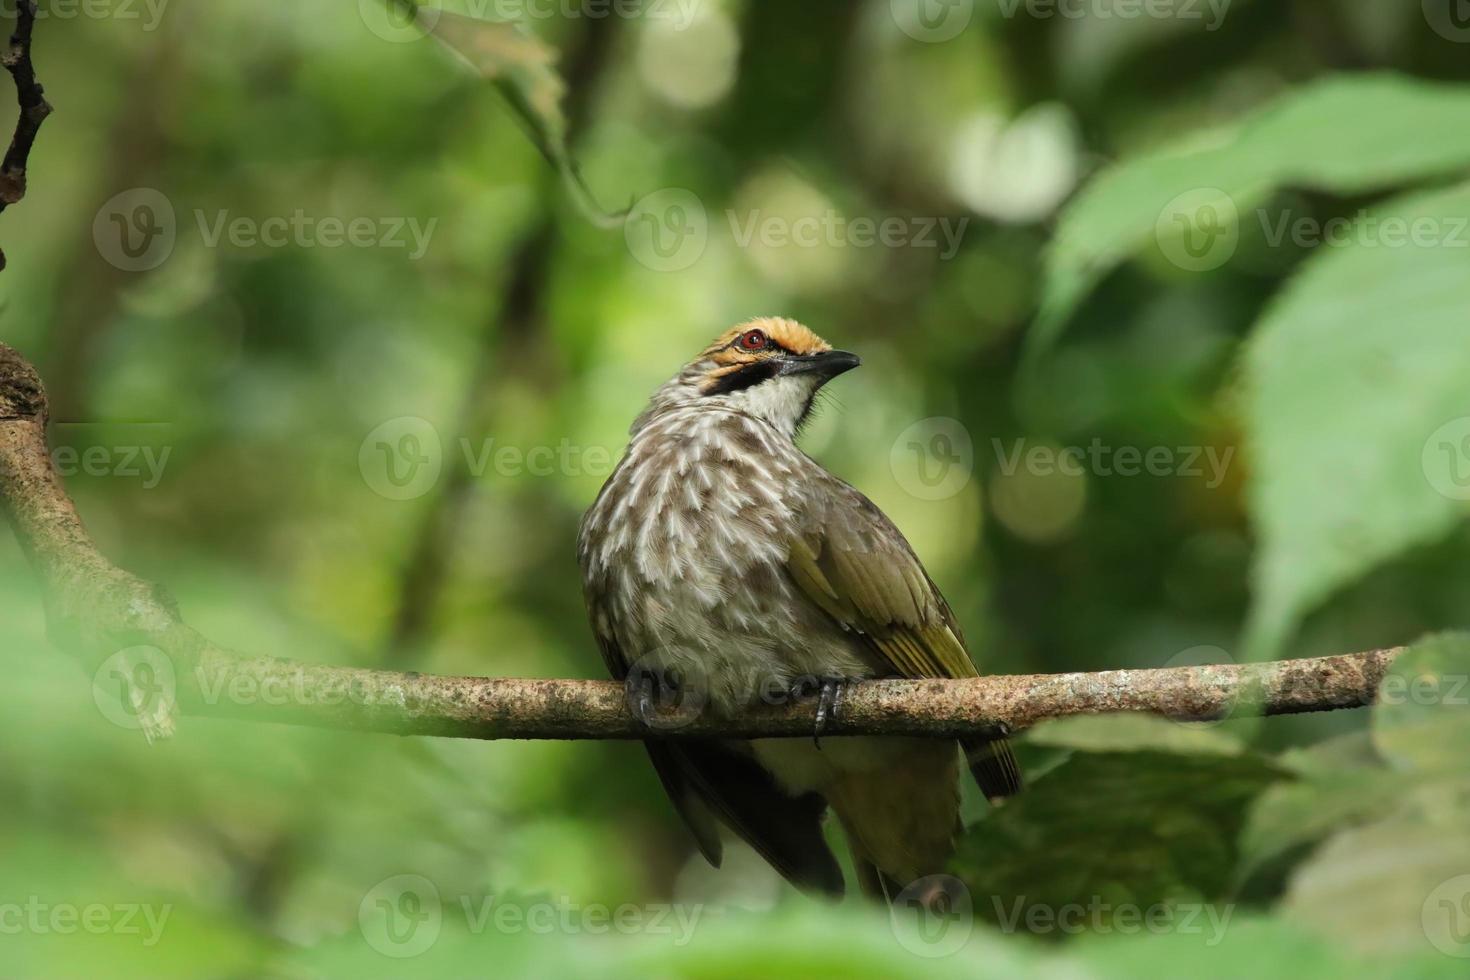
[780,350,861,380]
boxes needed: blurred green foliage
[4,0,1470,975]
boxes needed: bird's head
[636,317,860,438]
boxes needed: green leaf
[1241,186,1470,658]
[1029,74,1470,362]
[1237,768,1419,890]
[952,751,1282,933]
[1373,633,1470,774]
[1076,915,1465,980]
[1282,784,1470,956]
[411,3,625,227]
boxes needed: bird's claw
[812,676,845,749]
[626,673,658,728]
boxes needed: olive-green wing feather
[787,484,1022,801]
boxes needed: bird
[576,316,1020,902]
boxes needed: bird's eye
[738,329,769,351]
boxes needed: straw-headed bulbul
[577,317,1020,901]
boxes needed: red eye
[739,329,768,351]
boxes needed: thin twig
[0,0,53,268]
[0,343,1401,741]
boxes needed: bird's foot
[626,671,658,728]
[806,676,847,749]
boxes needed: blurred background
[3,0,1470,975]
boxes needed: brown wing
[786,483,1022,801]
[585,599,844,896]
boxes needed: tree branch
[0,343,1401,741]
[0,0,53,269]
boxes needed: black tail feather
[962,736,1022,803]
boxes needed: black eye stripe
[704,360,781,396]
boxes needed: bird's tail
[961,736,1022,803]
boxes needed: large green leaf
[1236,768,1419,892]
[1029,74,1470,361]
[1282,785,1470,957]
[1373,633,1470,775]
[1242,186,1470,658]
[952,751,1282,933]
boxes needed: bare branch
[0,343,1401,741]
[0,0,54,269]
